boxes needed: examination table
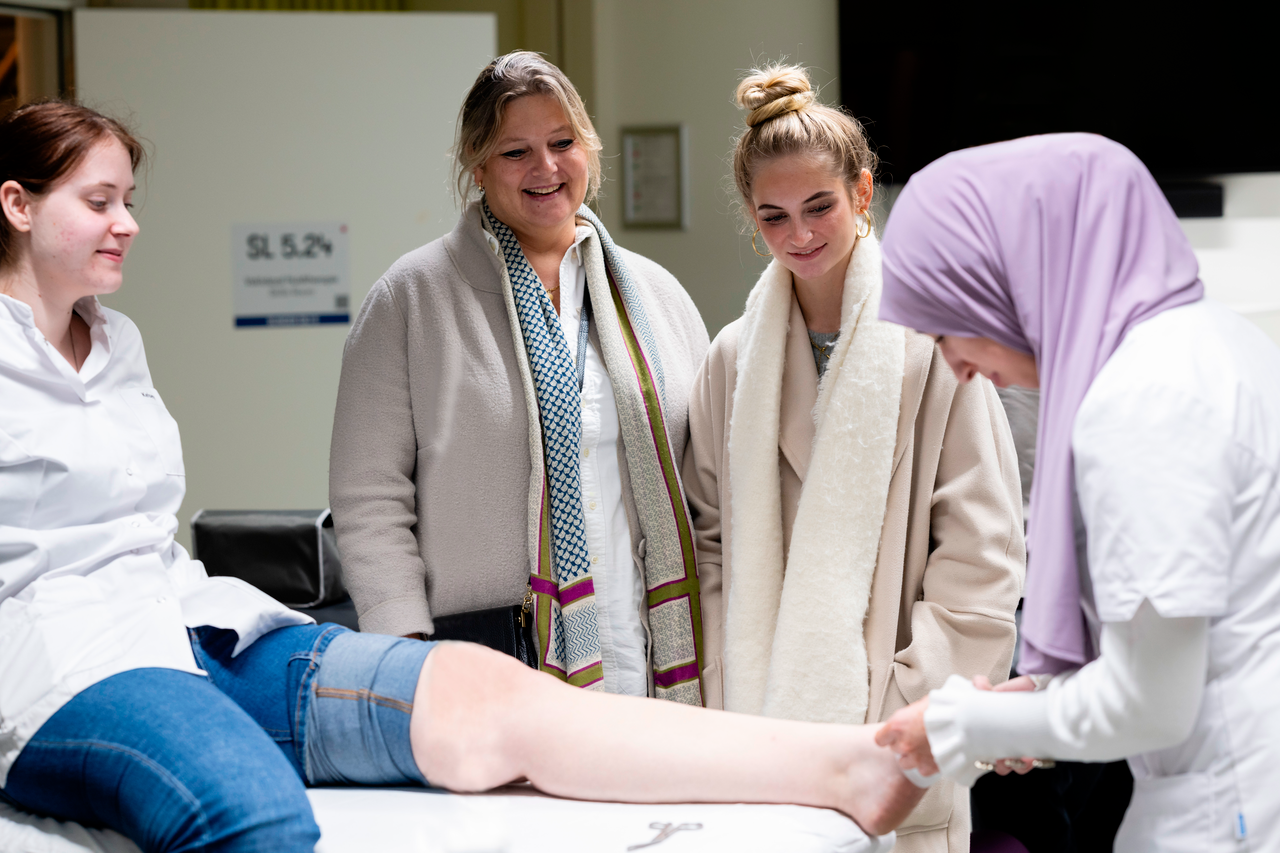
[0,515,891,852]
[0,785,892,852]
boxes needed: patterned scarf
[481,202,705,705]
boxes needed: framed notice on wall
[231,222,351,327]
[622,125,687,229]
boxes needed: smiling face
[751,154,871,291]
[6,138,139,300]
[934,335,1040,388]
[473,94,589,249]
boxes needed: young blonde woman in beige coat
[681,65,1026,852]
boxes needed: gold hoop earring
[856,209,872,240]
[751,228,772,258]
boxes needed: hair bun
[735,64,815,127]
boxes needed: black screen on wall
[839,4,1279,184]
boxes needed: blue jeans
[1,624,436,853]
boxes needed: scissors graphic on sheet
[626,821,703,849]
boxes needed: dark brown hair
[0,101,146,270]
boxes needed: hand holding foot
[875,698,937,777]
[973,675,1041,775]
[833,726,929,835]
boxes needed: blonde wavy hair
[452,51,602,206]
[731,63,877,225]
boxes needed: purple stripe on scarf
[531,576,560,601]
[654,662,700,688]
[558,577,595,606]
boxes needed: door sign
[232,222,351,328]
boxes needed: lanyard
[573,290,591,392]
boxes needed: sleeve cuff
[925,673,1063,788]
[923,675,989,788]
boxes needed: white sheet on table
[0,801,140,853]
[308,786,892,853]
[0,786,894,853]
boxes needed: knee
[412,642,545,791]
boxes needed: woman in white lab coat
[873,132,1280,851]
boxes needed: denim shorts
[2,624,437,853]
[190,623,435,787]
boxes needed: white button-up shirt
[484,229,648,696]
[0,294,308,786]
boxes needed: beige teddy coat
[682,293,1026,852]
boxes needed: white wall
[591,0,840,336]
[1180,174,1280,347]
[76,10,495,548]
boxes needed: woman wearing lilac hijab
[873,133,1280,851]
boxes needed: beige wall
[404,0,596,112]
[65,1,847,531]
[67,0,1278,537]
[71,0,844,339]
[591,0,839,337]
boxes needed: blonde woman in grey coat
[330,52,711,705]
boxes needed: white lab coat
[0,294,308,786]
[925,300,1280,851]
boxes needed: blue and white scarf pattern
[481,201,706,704]
[481,201,603,683]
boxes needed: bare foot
[834,726,927,836]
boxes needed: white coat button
[591,556,599,565]
[126,467,134,476]
[589,501,597,510]
[582,448,590,458]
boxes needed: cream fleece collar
[723,233,904,723]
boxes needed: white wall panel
[75,9,495,547]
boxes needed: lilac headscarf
[879,134,1203,674]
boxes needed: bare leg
[409,643,924,836]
